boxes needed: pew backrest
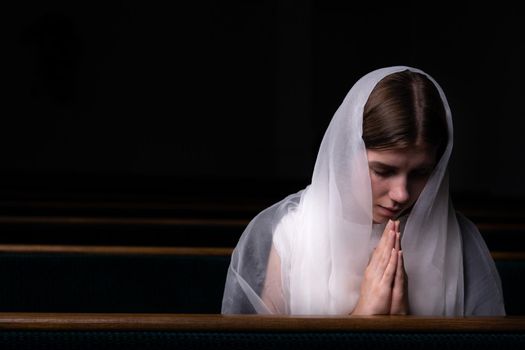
[0,314,524,350]
[1,245,525,315]
[0,245,232,313]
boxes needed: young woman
[221,66,505,316]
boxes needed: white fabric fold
[221,66,505,316]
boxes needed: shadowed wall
[2,0,524,201]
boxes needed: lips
[377,205,400,217]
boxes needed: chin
[372,216,389,224]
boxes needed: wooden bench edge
[0,313,523,332]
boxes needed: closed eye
[371,168,395,178]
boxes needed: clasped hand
[351,219,409,315]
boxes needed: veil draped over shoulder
[221,66,505,316]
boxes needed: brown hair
[362,70,448,156]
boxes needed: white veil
[222,66,505,315]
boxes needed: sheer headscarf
[222,66,505,315]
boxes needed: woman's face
[367,145,437,224]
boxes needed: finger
[368,248,375,265]
[376,220,394,254]
[391,251,407,314]
[378,220,394,247]
[394,251,405,289]
[394,231,400,251]
[370,220,394,271]
[395,220,402,251]
[378,230,396,273]
[381,248,398,287]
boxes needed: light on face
[367,146,436,223]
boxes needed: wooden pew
[0,245,524,315]
[0,216,246,246]
[0,215,524,251]
[1,194,524,249]
[0,245,232,313]
[492,252,525,315]
[0,313,524,349]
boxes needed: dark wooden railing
[0,313,523,332]
[0,314,524,350]
[0,214,523,249]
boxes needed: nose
[389,176,410,205]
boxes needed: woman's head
[363,70,448,154]
[362,70,448,223]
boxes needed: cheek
[370,176,387,199]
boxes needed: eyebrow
[368,161,435,170]
[368,161,398,170]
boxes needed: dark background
[3,0,525,205]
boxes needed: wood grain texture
[1,244,524,260]
[0,313,524,332]
[0,244,233,256]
